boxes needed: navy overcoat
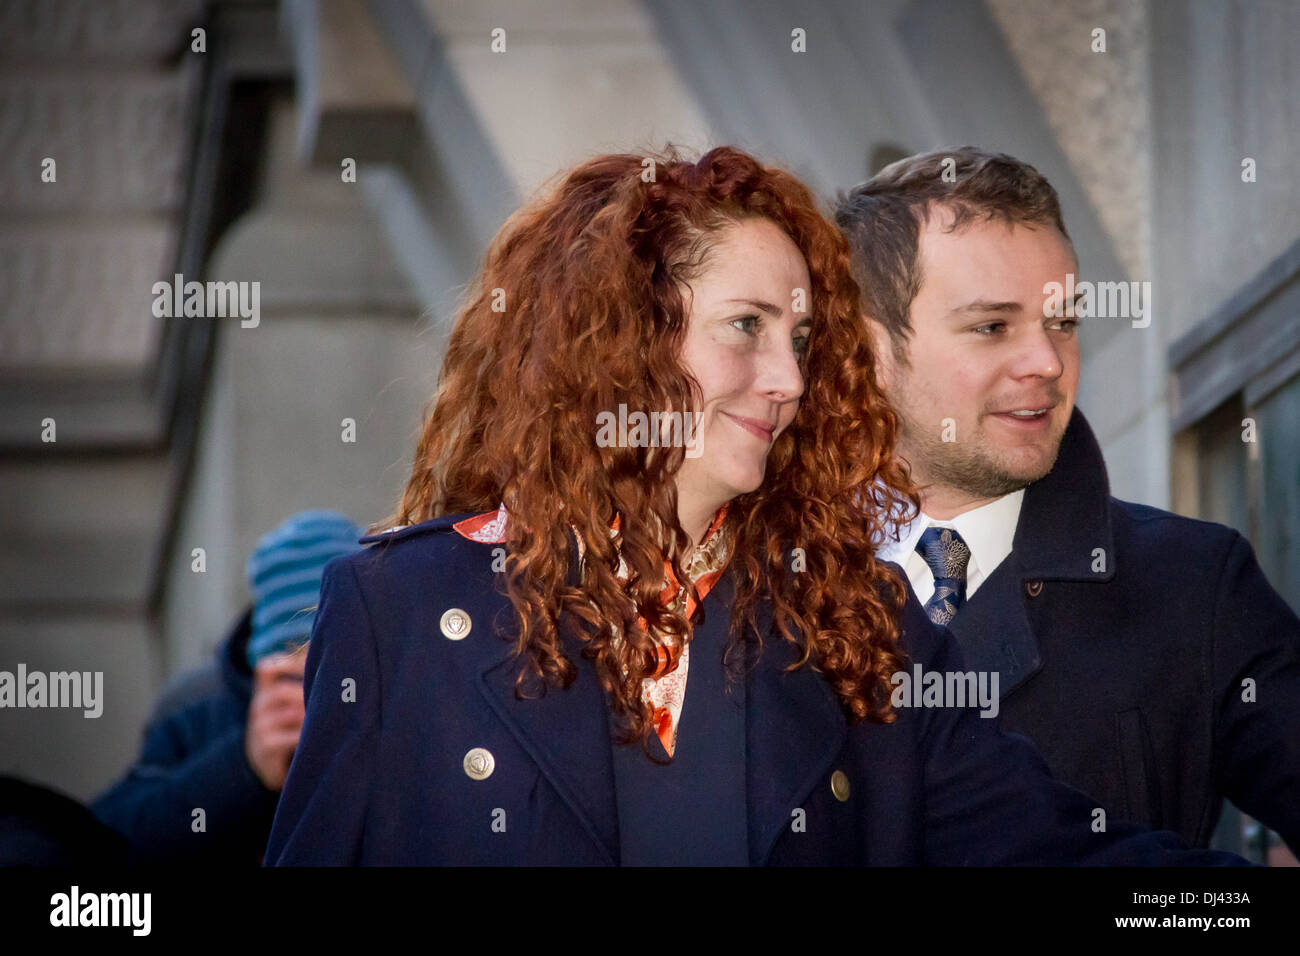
[943,409,1300,850]
[265,507,1243,866]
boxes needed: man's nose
[1008,327,1064,380]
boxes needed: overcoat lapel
[477,625,621,864]
[732,574,848,865]
[945,555,1043,698]
[476,553,849,867]
[475,531,619,863]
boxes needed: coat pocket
[1115,707,1163,828]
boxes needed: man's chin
[993,442,1062,487]
[903,423,1066,500]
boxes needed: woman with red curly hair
[265,146,1240,866]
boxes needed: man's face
[873,214,1080,510]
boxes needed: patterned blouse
[452,503,735,757]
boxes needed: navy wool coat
[945,409,1300,851]
[94,608,281,865]
[264,512,1244,866]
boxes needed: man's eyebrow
[950,299,1023,315]
[724,298,784,317]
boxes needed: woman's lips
[723,411,776,441]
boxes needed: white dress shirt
[877,489,1026,606]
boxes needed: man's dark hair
[835,146,1071,353]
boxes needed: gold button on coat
[440,608,472,640]
[463,748,495,780]
[830,770,851,801]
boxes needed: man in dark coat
[90,609,283,864]
[835,146,1300,852]
[92,510,362,864]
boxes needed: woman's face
[674,217,812,536]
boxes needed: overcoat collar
[945,407,1116,698]
[1012,407,1116,583]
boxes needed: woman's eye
[973,322,1006,335]
[731,314,760,335]
[794,335,811,357]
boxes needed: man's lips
[722,411,776,441]
[987,402,1059,428]
[988,400,1059,417]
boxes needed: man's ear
[863,315,896,390]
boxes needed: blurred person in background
[92,510,363,865]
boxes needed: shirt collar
[878,488,1025,578]
[950,489,1024,578]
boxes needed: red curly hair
[374,145,918,747]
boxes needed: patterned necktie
[915,526,971,627]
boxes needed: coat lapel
[475,546,849,868]
[946,554,1043,698]
[474,531,619,864]
[736,576,848,865]
[476,616,620,865]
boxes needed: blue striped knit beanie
[245,510,364,667]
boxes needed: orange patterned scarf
[453,503,734,756]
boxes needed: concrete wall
[162,96,435,675]
[987,0,1300,511]
[0,0,199,803]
